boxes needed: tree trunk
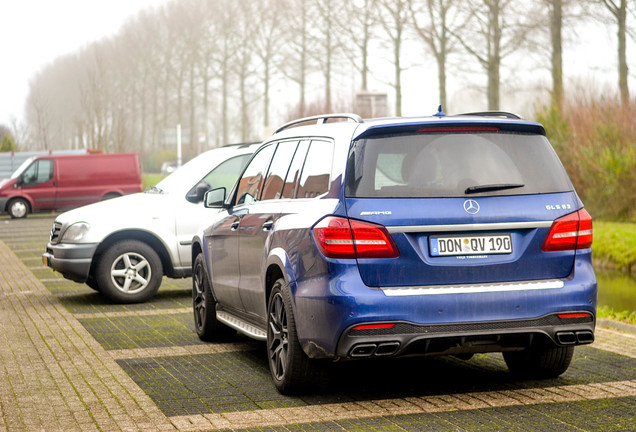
[617,0,629,105]
[550,0,563,110]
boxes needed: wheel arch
[191,238,203,264]
[90,230,175,278]
[6,196,33,214]
[264,247,295,315]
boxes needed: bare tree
[377,0,411,116]
[409,0,464,110]
[281,0,315,117]
[454,0,539,110]
[546,0,564,109]
[598,0,632,104]
[338,0,379,92]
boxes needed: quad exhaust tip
[556,330,594,345]
[350,342,401,357]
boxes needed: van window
[297,140,333,198]
[261,141,299,201]
[235,144,276,205]
[21,160,53,186]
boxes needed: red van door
[16,158,57,211]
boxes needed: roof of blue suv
[270,112,546,143]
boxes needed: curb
[598,318,636,336]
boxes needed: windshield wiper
[144,185,164,194]
[465,183,525,194]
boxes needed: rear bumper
[42,242,98,283]
[335,312,595,359]
[293,252,597,359]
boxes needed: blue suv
[192,112,596,394]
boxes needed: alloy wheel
[109,252,151,294]
[268,291,289,381]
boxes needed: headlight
[61,222,91,242]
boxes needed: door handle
[231,221,240,230]
[262,220,273,231]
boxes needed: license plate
[430,234,512,256]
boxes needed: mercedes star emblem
[463,199,480,215]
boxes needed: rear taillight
[313,216,399,259]
[542,209,593,252]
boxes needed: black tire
[192,253,233,341]
[267,278,327,394]
[102,192,121,201]
[86,276,100,292]
[8,198,29,219]
[95,240,162,303]
[503,345,575,378]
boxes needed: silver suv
[43,143,259,303]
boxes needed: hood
[0,178,13,189]
[55,191,177,226]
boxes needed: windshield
[346,132,573,198]
[10,157,35,179]
[153,147,252,195]
[153,151,222,194]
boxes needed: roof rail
[457,111,521,120]
[274,113,364,134]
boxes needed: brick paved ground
[1,215,635,431]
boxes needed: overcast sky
[0,0,166,126]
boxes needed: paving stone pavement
[0,240,175,432]
[1,216,636,431]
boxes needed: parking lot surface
[1,214,635,431]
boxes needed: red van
[0,153,141,218]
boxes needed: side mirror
[186,184,209,203]
[204,187,227,208]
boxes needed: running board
[216,311,267,341]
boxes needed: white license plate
[430,234,512,256]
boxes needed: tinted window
[281,140,310,199]
[297,140,333,198]
[346,133,573,198]
[22,160,53,186]
[261,141,299,201]
[235,144,276,205]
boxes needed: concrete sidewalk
[1,236,636,432]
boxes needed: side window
[281,140,310,199]
[235,144,276,205]
[21,160,53,186]
[261,141,299,201]
[187,154,251,202]
[297,140,334,198]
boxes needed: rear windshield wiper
[465,183,525,194]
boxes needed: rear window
[345,132,573,198]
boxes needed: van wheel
[102,193,120,200]
[267,278,327,394]
[192,253,233,341]
[8,198,29,219]
[95,240,162,303]
[503,345,575,378]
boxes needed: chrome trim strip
[217,311,267,340]
[386,221,554,234]
[381,279,564,296]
